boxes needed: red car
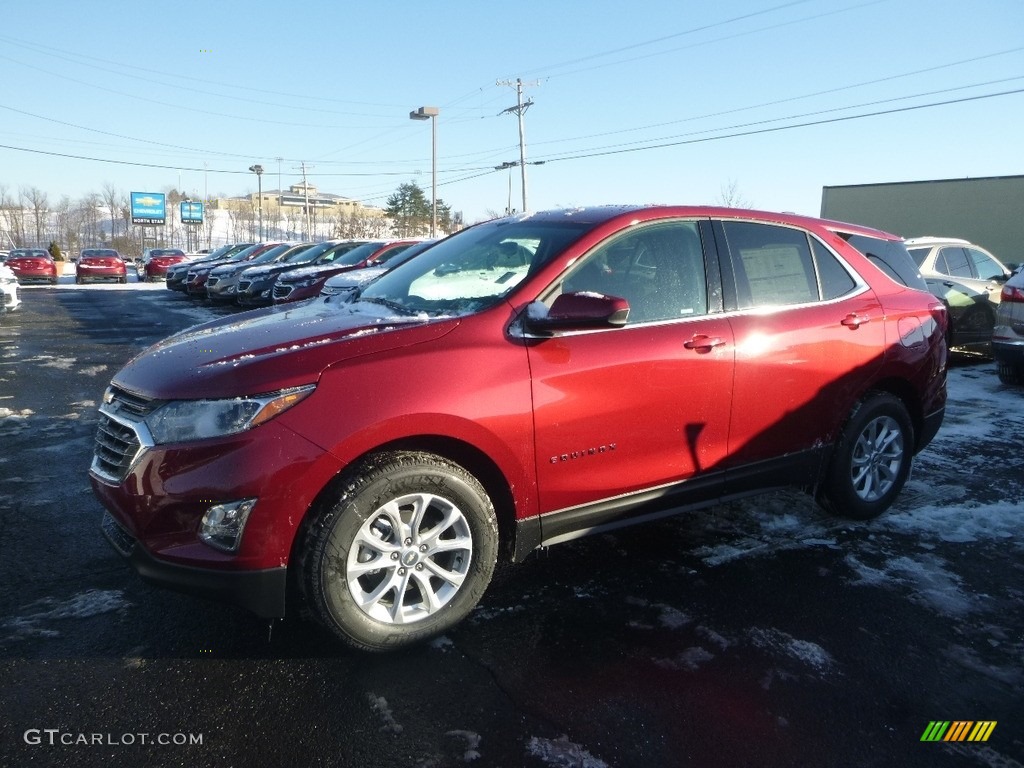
[270,240,421,304]
[6,249,58,284]
[91,206,947,651]
[77,249,128,284]
[142,248,188,282]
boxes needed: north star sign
[180,201,204,224]
[131,192,166,225]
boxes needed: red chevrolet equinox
[91,206,947,651]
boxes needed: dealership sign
[180,201,204,225]
[131,192,166,226]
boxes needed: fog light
[199,498,257,553]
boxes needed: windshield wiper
[361,296,416,315]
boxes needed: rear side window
[839,233,928,291]
[723,222,816,307]
[722,222,856,308]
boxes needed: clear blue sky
[1,0,1022,225]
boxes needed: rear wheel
[298,451,499,651]
[818,392,914,520]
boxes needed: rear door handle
[841,313,870,329]
[683,334,726,352]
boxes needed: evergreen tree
[385,182,431,237]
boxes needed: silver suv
[993,266,1024,384]
[905,237,1013,350]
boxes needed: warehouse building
[820,174,1024,267]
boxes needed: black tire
[997,361,1024,386]
[818,392,914,521]
[298,451,499,652]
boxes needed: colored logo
[921,721,997,742]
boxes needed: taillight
[1001,283,1024,302]
[929,301,948,335]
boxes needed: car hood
[241,262,308,280]
[113,298,459,400]
[278,263,356,282]
[323,267,387,290]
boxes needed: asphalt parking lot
[1,280,1022,768]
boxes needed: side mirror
[523,292,630,333]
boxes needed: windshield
[280,243,322,263]
[358,218,590,316]
[326,241,387,267]
[315,241,367,264]
[247,243,293,264]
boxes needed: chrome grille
[91,388,157,484]
[238,280,252,292]
[272,283,293,300]
[107,386,159,418]
[92,414,142,482]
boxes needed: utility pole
[294,162,314,239]
[276,157,283,235]
[497,78,538,212]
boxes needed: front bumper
[102,511,288,617]
[90,412,345,618]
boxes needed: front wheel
[818,392,914,520]
[298,451,499,651]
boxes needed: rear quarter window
[839,233,928,291]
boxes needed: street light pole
[409,106,439,237]
[248,164,264,242]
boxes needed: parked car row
[164,238,433,307]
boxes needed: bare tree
[718,179,753,209]
[23,186,49,247]
[79,193,101,248]
[0,185,26,247]
[101,182,121,244]
[54,196,74,254]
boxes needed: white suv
[0,262,20,313]
[904,237,1013,349]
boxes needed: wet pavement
[1,281,1021,767]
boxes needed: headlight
[144,385,315,444]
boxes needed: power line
[531,87,1024,165]
[3,86,1019,184]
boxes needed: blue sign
[131,192,166,226]
[180,201,204,224]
